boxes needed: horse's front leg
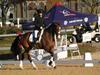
[47,53,56,68]
[50,56,56,68]
[28,52,38,69]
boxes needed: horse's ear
[56,23,61,28]
[55,22,60,25]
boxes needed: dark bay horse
[11,23,61,69]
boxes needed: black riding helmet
[36,9,43,14]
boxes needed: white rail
[0,34,17,37]
[0,29,75,37]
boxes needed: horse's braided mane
[45,23,56,37]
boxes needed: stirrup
[36,40,39,43]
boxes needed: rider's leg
[33,30,39,42]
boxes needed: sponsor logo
[64,21,68,25]
[84,17,88,22]
[62,10,76,16]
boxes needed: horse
[11,22,61,69]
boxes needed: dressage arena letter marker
[84,52,94,67]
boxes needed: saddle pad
[29,33,33,42]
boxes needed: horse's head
[52,22,61,38]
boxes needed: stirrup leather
[37,29,44,43]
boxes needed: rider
[33,9,45,43]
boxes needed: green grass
[0,37,14,58]
[78,43,96,55]
[0,37,15,47]
[0,50,12,54]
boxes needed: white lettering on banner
[64,19,83,25]
[69,19,83,23]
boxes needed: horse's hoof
[19,66,24,70]
[34,67,38,70]
[0,64,3,69]
[20,67,24,70]
[47,65,52,68]
[33,67,38,70]
[54,66,56,69]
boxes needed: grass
[0,50,12,54]
[0,37,15,47]
[78,43,96,55]
[0,37,14,60]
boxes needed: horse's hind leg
[19,53,24,69]
[27,53,38,69]
[16,54,19,60]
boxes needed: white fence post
[17,18,20,28]
[0,22,2,27]
[84,52,94,67]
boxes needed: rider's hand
[32,17,35,21]
[40,26,43,29]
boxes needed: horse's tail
[10,35,22,56]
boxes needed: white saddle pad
[29,30,39,42]
[29,33,33,42]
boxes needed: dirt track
[0,64,100,75]
[0,42,100,75]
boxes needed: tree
[80,0,100,14]
[1,0,13,25]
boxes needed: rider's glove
[32,17,35,21]
[40,26,43,29]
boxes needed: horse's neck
[45,26,55,38]
[23,32,31,40]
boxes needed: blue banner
[44,4,98,26]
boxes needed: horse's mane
[45,23,57,37]
[33,23,59,49]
